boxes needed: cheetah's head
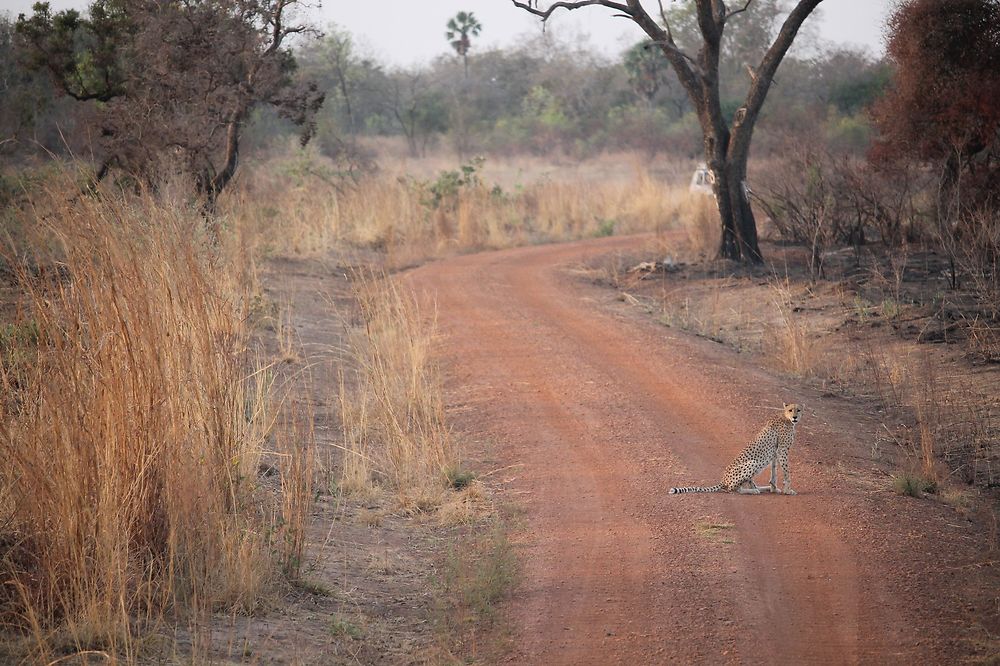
[783,402,802,424]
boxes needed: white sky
[1,0,894,66]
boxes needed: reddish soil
[406,235,1000,664]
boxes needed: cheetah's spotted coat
[669,403,802,495]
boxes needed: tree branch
[623,0,703,103]
[645,39,702,74]
[729,0,825,158]
[747,0,824,113]
[696,0,722,44]
[510,0,704,102]
[726,0,754,19]
[654,0,700,71]
[509,0,631,21]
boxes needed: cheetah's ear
[783,402,788,409]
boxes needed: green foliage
[824,114,872,153]
[0,320,42,386]
[623,42,667,103]
[1,15,56,139]
[4,1,891,165]
[829,63,890,114]
[298,24,388,137]
[398,10,870,160]
[15,0,130,102]
[442,525,518,623]
[329,616,363,640]
[881,298,901,319]
[424,156,484,209]
[594,218,616,237]
[13,0,323,198]
[721,99,743,126]
[522,86,569,129]
[0,320,41,352]
[445,468,477,490]
[0,163,68,213]
[445,11,482,58]
[893,473,938,498]
[275,149,335,187]
[0,173,21,210]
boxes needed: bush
[892,473,938,498]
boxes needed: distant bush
[893,474,938,498]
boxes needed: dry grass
[231,152,684,266]
[695,520,737,544]
[433,521,518,662]
[659,291,728,342]
[769,280,820,377]
[0,184,314,661]
[338,270,456,502]
[674,192,720,258]
[437,481,492,527]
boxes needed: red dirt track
[406,235,990,664]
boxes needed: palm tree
[445,11,482,78]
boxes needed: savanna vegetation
[1,0,998,661]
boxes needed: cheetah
[669,403,802,495]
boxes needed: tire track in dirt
[406,236,920,664]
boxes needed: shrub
[892,473,938,498]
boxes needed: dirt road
[406,236,989,664]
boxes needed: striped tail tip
[669,484,725,494]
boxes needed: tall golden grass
[0,151,718,656]
[232,155,685,264]
[0,186,312,661]
[338,270,455,504]
[768,281,819,377]
[675,192,721,258]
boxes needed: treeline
[0,2,887,169]
[283,15,887,161]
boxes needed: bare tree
[304,27,359,131]
[386,72,448,157]
[511,0,825,262]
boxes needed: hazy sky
[1,0,894,66]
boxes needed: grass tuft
[892,473,938,498]
[446,468,477,490]
[329,616,363,640]
[695,521,737,544]
[338,270,456,503]
[440,525,518,626]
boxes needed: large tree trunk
[687,3,764,264]
[713,147,762,262]
[512,0,825,263]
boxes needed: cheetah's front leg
[778,447,796,495]
[767,458,778,493]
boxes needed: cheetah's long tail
[668,483,725,494]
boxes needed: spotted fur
[669,403,802,495]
